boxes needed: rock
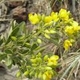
[1,0,51,23]
[0,64,18,80]
[11,6,28,23]
[0,64,30,80]
[0,63,16,80]
[4,0,28,23]
[5,1,25,9]
[27,0,51,14]
[5,0,27,8]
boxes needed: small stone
[11,6,28,23]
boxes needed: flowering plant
[29,9,80,51]
[28,8,80,79]
[0,9,80,80]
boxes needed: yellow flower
[65,25,80,35]
[59,9,70,20]
[63,39,73,50]
[47,55,59,66]
[43,71,52,80]
[44,16,52,23]
[73,26,80,32]
[28,13,40,24]
[65,26,74,35]
[48,60,58,66]
[51,12,59,22]
[50,55,59,61]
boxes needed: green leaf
[30,70,35,77]
[44,33,50,39]
[31,43,38,51]
[42,74,46,80]
[11,20,18,29]
[17,22,26,35]
[11,26,20,36]
[0,39,3,45]
[5,27,19,44]
[25,43,31,48]
[5,56,12,67]
[11,36,17,41]
[5,49,13,54]
[5,22,26,44]
[38,72,42,79]
[35,72,38,78]
[0,52,7,61]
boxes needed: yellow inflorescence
[65,26,74,35]
[59,9,70,20]
[43,71,52,80]
[63,39,74,50]
[44,16,52,23]
[47,55,59,66]
[65,25,80,35]
[28,13,40,24]
[51,12,59,22]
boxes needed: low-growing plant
[0,8,80,80]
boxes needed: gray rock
[0,64,17,80]
[0,64,29,80]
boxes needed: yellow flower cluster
[28,9,70,25]
[29,54,59,80]
[44,12,59,23]
[47,55,59,66]
[64,20,80,50]
[65,21,80,35]
[43,71,52,80]
[63,39,74,50]
[51,12,59,22]
[59,9,70,20]
[42,55,59,80]
[44,16,52,23]
[28,13,40,24]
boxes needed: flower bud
[45,67,52,70]
[44,55,48,61]
[30,59,37,63]
[23,71,29,76]
[37,39,42,44]
[36,57,42,63]
[11,36,17,41]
